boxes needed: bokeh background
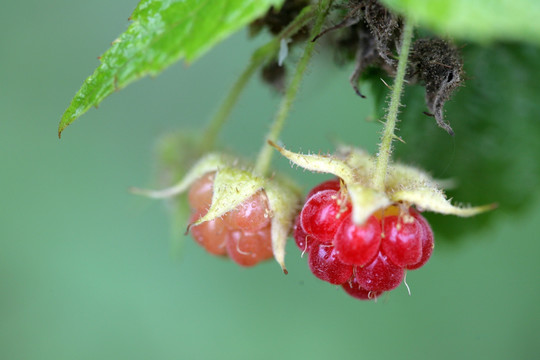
[1,1,539,359]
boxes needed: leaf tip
[58,114,72,139]
[58,126,67,139]
[58,120,67,138]
[465,202,498,216]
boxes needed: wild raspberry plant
[131,153,302,272]
[56,0,515,301]
[294,181,434,299]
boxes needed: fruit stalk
[202,5,316,150]
[254,0,333,177]
[372,20,414,192]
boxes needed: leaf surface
[381,0,540,45]
[59,0,284,136]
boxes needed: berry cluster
[294,179,434,300]
[188,172,273,267]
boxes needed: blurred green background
[1,1,539,359]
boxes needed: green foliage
[381,0,540,44]
[59,0,285,137]
[392,43,540,239]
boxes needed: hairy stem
[254,0,332,176]
[202,5,316,151]
[372,20,414,191]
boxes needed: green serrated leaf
[59,0,285,137]
[392,43,540,240]
[381,0,540,45]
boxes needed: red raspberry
[226,226,273,267]
[334,214,381,266]
[225,191,271,232]
[300,189,351,243]
[342,276,383,300]
[406,210,434,270]
[308,243,353,285]
[188,172,215,211]
[296,181,436,301]
[381,212,423,267]
[306,178,341,199]
[355,252,404,292]
[189,211,228,256]
[293,216,316,254]
[187,172,275,267]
